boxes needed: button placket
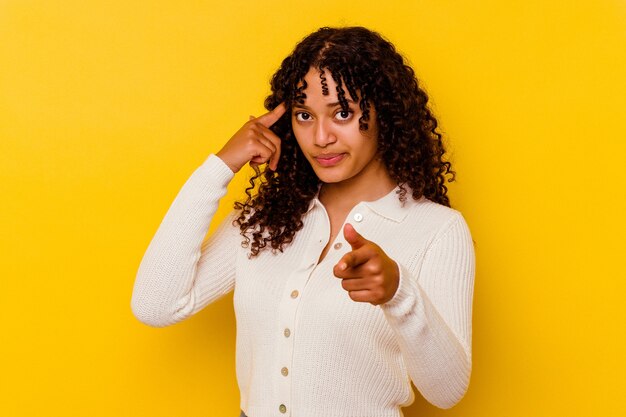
[276,240,322,417]
[275,208,329,416]
[345,201,366,223]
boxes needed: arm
[131,103,286,327]
[380,213,475,409]
[130,154,239,327]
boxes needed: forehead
[296,66,359,103]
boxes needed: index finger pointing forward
[255,102,287,128]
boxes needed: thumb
[343,223,368,250]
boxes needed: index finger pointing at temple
[255,102,287,128]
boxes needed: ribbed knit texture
[131,154,476,417]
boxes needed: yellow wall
[1,1,625,416]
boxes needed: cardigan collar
[306,184,417,223]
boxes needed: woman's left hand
[333,223,400,305]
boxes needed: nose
[313,119,337,148]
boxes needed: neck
[318,162,396,210]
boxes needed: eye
[295,111,312,122]
[334,110,353,121]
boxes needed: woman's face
[291,67,387,186]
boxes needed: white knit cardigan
[131,154,475,417]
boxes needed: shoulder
[362,188,469,238]
[399,196,472,247]
[405,195,465,225]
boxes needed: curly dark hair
[234,26,456,257]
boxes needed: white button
[281,367,289,376]
[353,213,363,222]
[333,242,342,250]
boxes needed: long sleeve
[380,213,475,409]
[130,154,240,327]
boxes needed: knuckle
[367,263,381,275]
[371,291,383,304]
[372,275,384,287]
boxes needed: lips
[314,153,346,167]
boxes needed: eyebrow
[292,100,357,110]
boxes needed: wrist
[383,260,401,304]
[215,150,240,173]
[381,262,416,311]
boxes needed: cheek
[355,139,380,166]
[291,132,312,160]
[292,131,306,151]
[292,130,316,158]
[355,129,379,151]
[291,123,305,143]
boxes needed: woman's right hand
[216,103,287,173]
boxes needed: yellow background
[1,1,625,416]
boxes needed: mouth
[314,153,346,167]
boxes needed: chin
[311,168,351,184]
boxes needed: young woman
[131,26,475,417]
